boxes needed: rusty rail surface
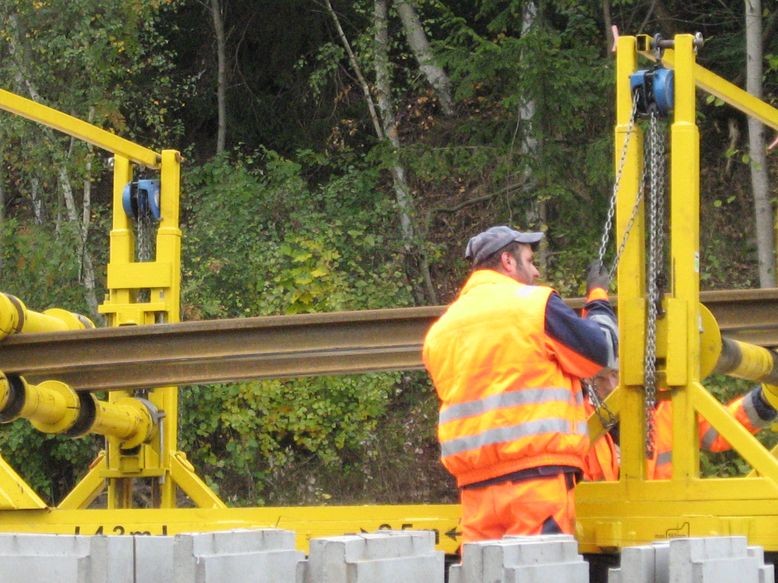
[0,289,776,392]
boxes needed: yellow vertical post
[106,156,137,510]
[615,35,648,482]
[667,35,701,480]
[107,156,135,317]
[147,149,182,507]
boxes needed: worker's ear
[499,251,514,272]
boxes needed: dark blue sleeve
[545,293,617,368]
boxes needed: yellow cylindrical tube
[0,293,94,338]
[0,294,23,338]
[714,338,778,384]
[90,397,155,449]
[0,373,156,448]
[25,380,81,434]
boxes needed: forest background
[0,0,776,507]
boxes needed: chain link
[584,380,618,431]
[643,109,667,458]
[597,92,640,269]
[135,213,156,303]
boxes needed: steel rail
[0,289,776,392]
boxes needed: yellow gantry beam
[0,89,160,167]
[638,44,778,132]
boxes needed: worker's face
[504,244,540,284]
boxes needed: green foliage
[179,374,398,505]
[182,151,413,318]
[0,423,99,504]
[0,219,91,313]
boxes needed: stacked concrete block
[154,528,305,583]
[608,537,774,583]
[449,534,589,583]
[0,533,134,583]
[607,541,669,583]
[301,530,443,583]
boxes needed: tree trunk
[58,164,100,317]
[601,0,613,56]
[7,12,101,314]
[374,0,413,241]
[745,0,775,286]
[374,0,436,303]
[394,0,454,116]
[210,0,227,155]
[323,0,384,139]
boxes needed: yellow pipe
[0,373,155,449]
[0,294,94,340]
[89,397,155,450]
[714,338,778,384]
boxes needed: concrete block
[669,537,749,583]
[134,536,176,583]
[0,533,133,583]
[691,557,760,583]
[172,528,303,583]
[609,541,670,583]
[304,530,442,583]
[504,561,589,583]
[458,535,588,583]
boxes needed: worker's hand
[586,260,610,293]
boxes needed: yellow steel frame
[0,89,222,511]
[0,86,463,555]
[0,34,776,557]
[575,34,778,553]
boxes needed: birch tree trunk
[210,0,227,155]
[323,0,384,139]
[375,0,436,303]
[394,0,454,116]
[745,0,775,286]
[7,12,101,315]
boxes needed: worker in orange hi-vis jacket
[582,370,620,482]
[583,374,778,481]
[423,226,618,543]
[646,382,778,479]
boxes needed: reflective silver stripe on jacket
[655,450,672,467]
[440,418,588,457]
[700,427,719,450]
[742,390,771,428]
[439,387,581,425]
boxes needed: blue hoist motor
[122,179,161,221]
[630,66,674,116]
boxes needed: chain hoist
[593,48,673,456]
[122,179,161,301]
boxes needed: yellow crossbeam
[0,89,160,167]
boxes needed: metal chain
[135,213,156,303]
[584,380,618,431]
[643,109,666,458]
[597,91,641,269]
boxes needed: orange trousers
[459,473,576,543]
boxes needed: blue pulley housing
[652,68,674,114]
[629,66,674,116]
[122,179,161,221]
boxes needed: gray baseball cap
[465,225,544,264]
